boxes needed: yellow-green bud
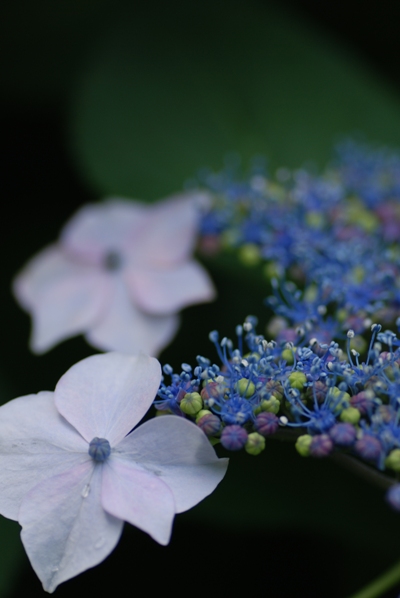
[235,378,256,398]
[282,348,295,365]
[245,432,266,455]
[195,409,212,423]
[288,371,307,390]
[340,407,361,425]
[238,243,261,266]
[155,409,171,416]
[385,449,400,472]
[295,434,312,457]
[260,397,280,414]
[180,392,203,415]
[327,387,351,412]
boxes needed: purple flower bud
[197,413,221,436]
[254,412,279,436]
[386,484,400,511]
[329,423,356,446]
[349,392,374,415]
[309,434,333,458]
[355,435,382,462]
[220,425,248,451]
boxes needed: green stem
[347,559,400,598]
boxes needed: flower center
[103,251,123,271]
[88,437,111,462]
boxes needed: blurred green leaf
[70,0,400,200]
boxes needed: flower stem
[347,559,400,598]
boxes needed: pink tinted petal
[55,352,161,446]
[102,456,175,545]
[130,192,205,267]
[20,461,123,593]
[61,200,148,263]
[0,392,88,520]
[116,416,229,513]
[125,261,215,314]
[13,245,111,353]
[85,278,180,355]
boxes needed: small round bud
[385,449,400,472]
[180,392,203,415]
[386,485,400,511]
[245,432,266,455]
[281,348,295,365]
[254,412,279,436]
[235,378,256,398]
[260,397,280,414]
[340,407,361,425]
[329,423,356,446]
[89,437,111,462]
[295,434,312,457]
[195,409,212,422]
[288,371,307,390]
[265,380,284,401]
[197,413,221,436]
[220,425,248,451]
[309,434,333,458]
[355,435,382,462]
[238,243,261,266]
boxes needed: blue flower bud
[197,413,221,436]
[309,434,333,458]
[220,425,248,451]
[329,423,356,446]
[386,485,400,511]
[254,412,279,436]
[88,437,111,462]
[355,435,382,462]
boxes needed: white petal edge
[130,193,202,267]
[116,416,229,513]
[124,261,216,315]
[0,391,88,520]
[84,277,180,355]
[20,461,123,593]
[60,199,149,263]
[13,245,110,354]
[54,352,161,446]
[102,456,175,545]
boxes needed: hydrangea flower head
[0,352,228,592]
[14,193,215,354]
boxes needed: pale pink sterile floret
[0,352,228,592]
[13,193,215,355]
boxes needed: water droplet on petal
[81,484,90,498]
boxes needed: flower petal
[102,456,175,545]
[85,277,180,354]
[13,245,110,353]
[116,416,229,513]
[54,352,162,446]
[0,392,88,520]
[60,199,148,263]
[20,461,123,593]
[132,193,206,267]
[125,261,216,314]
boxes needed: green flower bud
[340,407,361,425]
[195,409,212,423]
[288,371,307,390]
[180,392,203,415]
[238,243,261,266]
[260,397,280,414]
[295,434,312,457]
[155,409,171,416]
[282,348,295,365]
[245,432,266,455]
[386,449,400,472]
[235,378,255,398]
